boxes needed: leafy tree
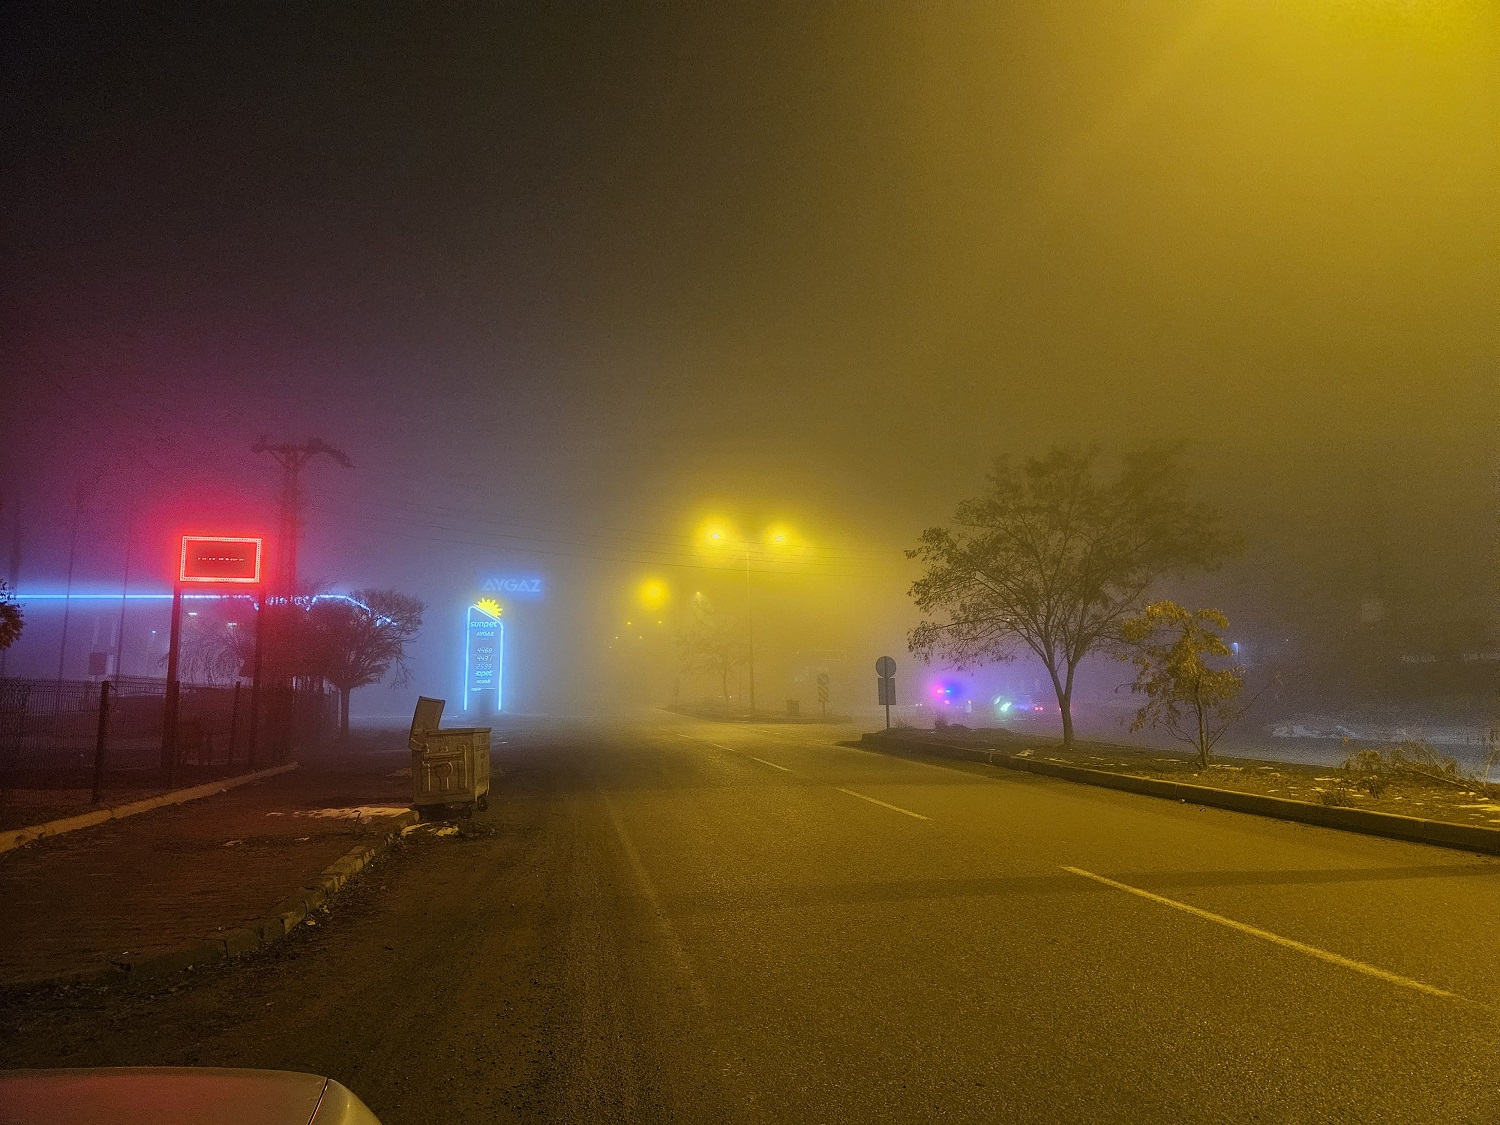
[908,444,1236,746]
[677,596,747,706]
[1118,601,1255,770]
[0,580,22,652]
[307,590,425,737]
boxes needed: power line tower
[252,437,353,601]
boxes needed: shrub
[1320,786,1356,808]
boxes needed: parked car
[993,696,1051,719]
[0,1067,382,1125]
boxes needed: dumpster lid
[409,696,445,751]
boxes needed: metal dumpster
[409,696,491,818]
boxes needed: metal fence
[0,676,338,793]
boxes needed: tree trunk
[720,667,729,705]
[339,686,351,738]
[1195,698,1209,771]
[1048,661,1076,748]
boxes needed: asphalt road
[4,715,1498,1123]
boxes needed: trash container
[408,696,491,818]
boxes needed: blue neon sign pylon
[463,601,504,713]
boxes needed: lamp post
[706,526,795,715]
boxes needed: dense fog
[3,3,1493,741]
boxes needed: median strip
[837,788,929,820]
[1062,865,1470,1005]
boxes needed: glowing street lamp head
[638,579,669,609]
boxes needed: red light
[179,536,264,584]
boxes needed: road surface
[3,715,1497,1122]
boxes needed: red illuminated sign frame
[179,535,265,585]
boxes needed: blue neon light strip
[15,591,393,624]
[16,593,244,600]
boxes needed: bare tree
[677,596,748,706]
[176,605,246,685]
[908,444,1236,746]
[307,590,425,737]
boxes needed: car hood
[0,1068,380,1125]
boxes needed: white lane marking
[1062,865,1467,1004]
[837,788,930,820]
[601,792,709,1010]
[710,741,794,774]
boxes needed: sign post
[816,671,830,718]
[161,582,184,780]
[171,536,264,778]
[875,656,896,730]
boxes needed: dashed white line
[748,756,792,772]
[836,788,929,820]
[1062,865,1468,1004]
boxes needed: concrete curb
[0,762,301,855]
[0,809,420,997]
[860,732,1500,858]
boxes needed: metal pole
[227,680,242,767]
[745,544,755,714]
[56,487,84,684]
[162,584,183,782]
[90,680,111,805]
[248,591,265,768]
[114,506,135,679]
[885,702,891,730]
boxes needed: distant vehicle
[992,696,1051,719]
[0,1068,382,1125]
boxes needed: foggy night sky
[1,2,1495,709]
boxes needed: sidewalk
[0,758,413,990]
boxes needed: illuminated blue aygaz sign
[478,574,544,599]
[464,601,504,713]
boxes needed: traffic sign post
[875,656,896,730]
[816,671,830,717]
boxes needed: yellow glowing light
[475,598,503,618]
[638,579,669,608]
[696,518,740,552]
[765,524,798,550]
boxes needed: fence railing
[0,676,338,797]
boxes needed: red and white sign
[179,536,264,584]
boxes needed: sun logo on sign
[476,598,503,618]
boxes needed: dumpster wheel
[476,793,489,812]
